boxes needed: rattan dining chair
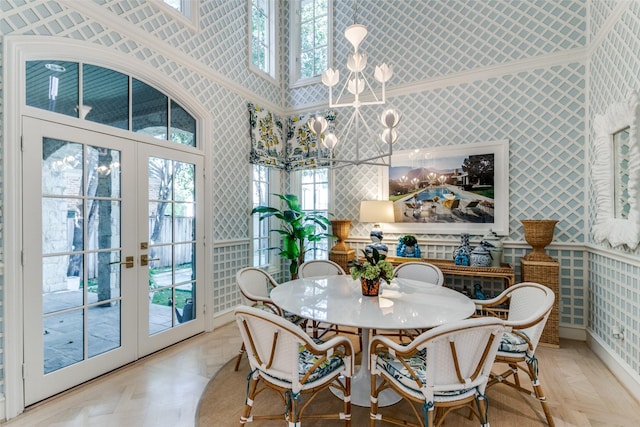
[298,259,346,277]
[472,282,556,426]
[233,267,306,371]
[393,261,444,286]
[369,317,506,427]
[235,306,354,426]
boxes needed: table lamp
[360,200,395,256]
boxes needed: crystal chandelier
[308,4,401,168]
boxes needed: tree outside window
[250,0,276,78]
[292,0,331,86]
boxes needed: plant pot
[360,278,380,297]
[521,219,558,262]
[330,220,352,251]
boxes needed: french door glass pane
[149,203,173,245]
[88,301,121,357]
[42,198,83,253]
[43,310,84,374]
[149,289,172,335]
[43,255,83,314]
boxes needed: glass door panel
[138,148,203,355]
[23,117,137,405]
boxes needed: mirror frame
[592,90,640,248]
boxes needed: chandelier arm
[327,154,392,167]
[330,70,355,107]
[354,107,378,139]
[360,73,382,104]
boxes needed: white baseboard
[559,325,587,341]
[587,331,640,402]
[212,309,235,329]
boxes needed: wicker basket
[329,249,355,273]
[521,219,557,262]
[521,259,559,347]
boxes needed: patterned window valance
[248,103,335,171]
[248,103,287,169]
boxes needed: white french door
[136,143,204,356]
[22,116,204,405]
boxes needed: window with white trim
[290,0,332,87]
[299,168,330,260]
[160,0,199,27]
[252,164,272,267]
[250,0,277,79]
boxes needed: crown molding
[289,46,588,115]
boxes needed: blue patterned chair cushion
[259,341,345,386]
[284,312,306,325]
[252,304,305,325]
[498,330,530,353]
[376,350,469,397]
[298,343,345,383]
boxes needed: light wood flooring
[3,322,640,427]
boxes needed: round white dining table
[270,274,476,407]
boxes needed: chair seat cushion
[498,330,530,353]
[298,343,345,384]
[259,340,345,386]
[284,311,306,325]
[376,351,472,398]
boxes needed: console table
[385,256,516,288]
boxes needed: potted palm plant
[251,193,333,278]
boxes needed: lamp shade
[359,200,395,223]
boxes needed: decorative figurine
[473,283,486,300]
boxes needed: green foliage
[348,248,395,283]
[152,288,192,308]
[251,193,333,277]
[401,235,418,246]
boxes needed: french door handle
[109,256,134,268]
[140,254,160,266]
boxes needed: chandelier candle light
[308,9,401,168]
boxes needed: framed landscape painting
[384,139,509,236]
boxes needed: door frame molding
[3,35,215,419]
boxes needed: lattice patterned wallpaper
[332,66,586,245]
[587,1,640,380]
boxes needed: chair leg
[476,394,489,427]
[343,376,352,426]
[234,342,245,371]
[240,374,258,425]
[287,391,301,427]
[369,373,380,426]
[526,361,555,427]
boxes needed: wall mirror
[592,90,640,248]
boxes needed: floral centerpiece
[348,248,395,296]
